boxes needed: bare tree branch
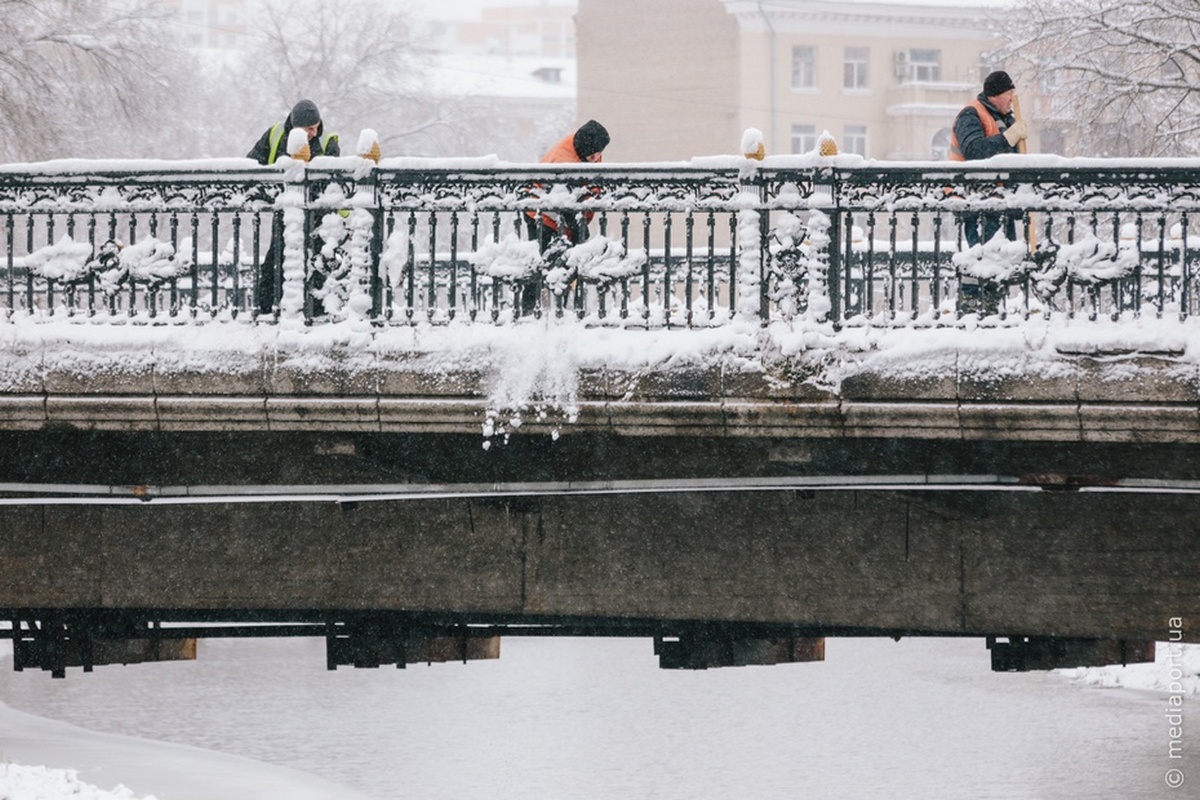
[1005,0,1200,156]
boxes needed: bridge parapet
[3,156,1200,327]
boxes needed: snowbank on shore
[0,688,373,800]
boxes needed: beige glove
[1003,118,1028,147]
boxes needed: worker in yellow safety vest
[246,100,341,316]
[247,99,340,165]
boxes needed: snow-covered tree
[1005,0,1200,157]
[231,0,497,158]
[222,0,570,161]
[0,0,196,161]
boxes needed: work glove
[1003,119,1028,147]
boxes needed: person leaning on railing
[949,71,1028,314]
[247,100,341,316]
[520,119,610,315]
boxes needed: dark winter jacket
[247,112,340,165]
[949,93,1017,162]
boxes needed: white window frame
[905,49,940,82]
[792,46,817,90]
[791,124,818,154]
[844,125,867,156]
[844,47,868,91]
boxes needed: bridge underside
[1,428,1197,675]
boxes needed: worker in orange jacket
[521,120,610,314]
[525,119,609,246]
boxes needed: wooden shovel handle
[1013,94,1027,155]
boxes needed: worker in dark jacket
[247,99,340,165]
[950,71,1028,314]
[950,71,1027,246]
[248,100,340,315]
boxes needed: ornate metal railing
[3,158,1200,327]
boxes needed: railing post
[734,171,764,325]
[826,173,842,327]
[276,168,310,326]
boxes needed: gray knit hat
[290,99,321,128]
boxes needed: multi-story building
[162,0,249,50]
[576,0,1053,162]
[430,3,577,59]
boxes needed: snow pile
[951,232,1030,284]
[1061,642,1200,693]
[468,234,542,281]
[0,763,155,800]
[20,235,93,283]
[563,235,646,286]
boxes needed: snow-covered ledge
[0,310,1195,446]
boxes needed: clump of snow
[563,235,646,286]
[356,128,379,158]
[286,128,310,159]
[379,228,411,290]
[741,127,764,159]
[952,232,1029,283]
[1056,232,1140,284]
[0,763,156,800]
[467,234,542,280]
[21,235,93,282]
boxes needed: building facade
[576,0,1046,162]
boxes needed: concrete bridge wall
[2,488,1195,644]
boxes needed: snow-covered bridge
[3,155,1200,677]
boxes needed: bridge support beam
[655,632,825,670]
[11,615,196,679]
[324,621,500,670]
[986,636,1156,673]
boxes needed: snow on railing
[3,155,1200,327]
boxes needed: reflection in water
[0,636,1194,799]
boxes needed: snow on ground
[0,698,373,800]
[1,763,154,800]
[1061,641,1200,694]
[0,640,371,800]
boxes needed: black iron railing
[3,158,1199,326]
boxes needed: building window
[896,49,941,83]
[1041,128,1066,155]
[1039,68,1064,94]
[844,125,867,156]
[932,128,951,160]
[844,48,868,90]
[792,46,816,90]
[791,124,817,154]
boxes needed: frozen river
[0,636,1194,799]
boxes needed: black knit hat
[983,71,1015,98]
[290,99,321,128]
[573,119,610,158]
